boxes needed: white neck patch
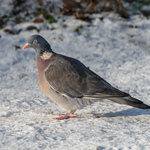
[40,52,53,60]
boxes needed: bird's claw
[52,113,77,120]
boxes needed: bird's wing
[45,55,129,99]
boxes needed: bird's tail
[109,96,150,109]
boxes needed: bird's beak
[23,43,31,50]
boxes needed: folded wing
[45,55,129,99]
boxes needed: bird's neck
[36,52,55,71]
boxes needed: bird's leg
[52,113,70,120]
[59,110,77,117]
[52,111,77,120]
[68,111,77,117]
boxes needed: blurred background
[0,0,150,33]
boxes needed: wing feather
[45,55,129,99]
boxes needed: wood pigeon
[23,35,150,120]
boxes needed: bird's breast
[36,55,54,98]
[37,70,76,111]
[38,70,50,97]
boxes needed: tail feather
[109,96,150,109]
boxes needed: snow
[0,12,150,149]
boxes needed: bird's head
[23,35,52,56]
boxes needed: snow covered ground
[0,12,150,149]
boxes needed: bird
[23,35,150,120]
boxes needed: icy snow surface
[0,14,150,150]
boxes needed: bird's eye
[33,40,37,43]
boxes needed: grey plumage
[23,35,150,120]
[45,54,150,110]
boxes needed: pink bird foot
[52,112,77,120]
